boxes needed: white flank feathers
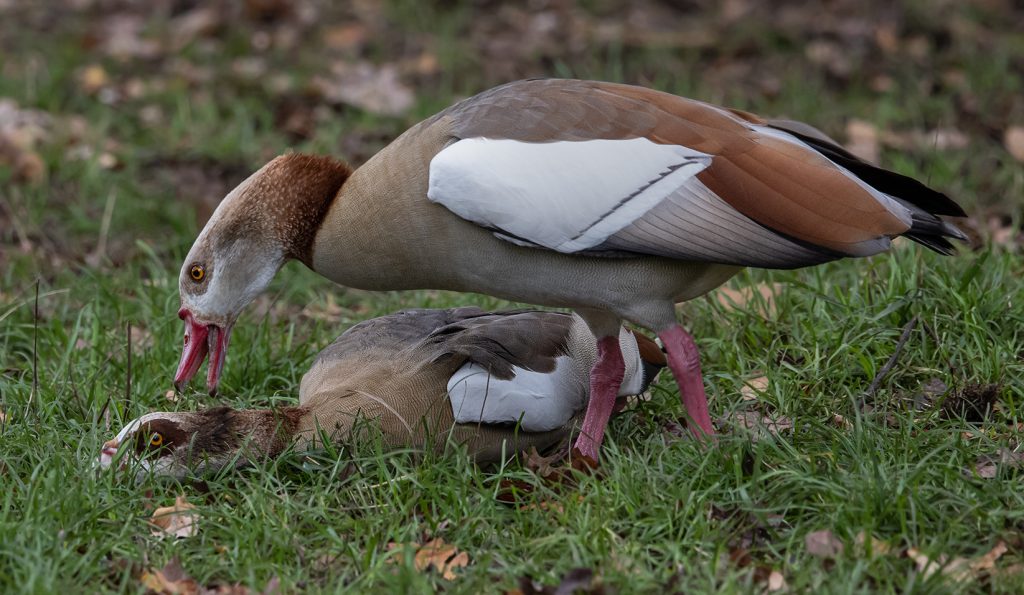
[447,327,645,431]
[428,137,713,253]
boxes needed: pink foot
[658,325,715,440]
[572,335,625,462]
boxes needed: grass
[2,1,1024,592]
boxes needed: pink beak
[174,307,232,396]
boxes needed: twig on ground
[860,315,920,408]
[125,322,132,425]
[86,192,116,267]
[26,280,39,421]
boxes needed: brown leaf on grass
[729,411,793,443]
[806,529,844,558]
[714,283,783,319]
[854,531,891,556]
[970,541,1009,575]
[139,557,199,595]
[0,99,52,184]
[765,570,788,592]
[524,445,568,482]
[78,65,110,94]
[149,496,199,538]
[907,541,1008,583]
[740,375,769,402]
[1004,126,1024,162]
[968,448,1024,479]
[845,119,880,164]
[402,538,469,581]
[312,62,414,116]
[139,557,269,594]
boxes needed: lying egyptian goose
[105,308,663,479]
[172,78,966,462]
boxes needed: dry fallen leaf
[906,541,1007,583]
[854,531,891,556]
[410,538,469,581]
[523,445,564,481]
[765,569,788,592]
[740,375,769,402]
[0,409,7,424]
[729,411,793,443]
[78,65,110,94]
[968,448,1024,479]
[714,283,783,319]
[139,557,199,595]
[805,529,844,558]
[1004,126,1024,163]
[149,495,199,538]
[165,389,179,403]
[970,541,1008,575]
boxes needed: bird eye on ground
[189,264,206,282]
[149,432,164,448]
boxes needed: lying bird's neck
[195,406,308,463]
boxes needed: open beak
[98,439,120,469]
[174,308,233,396]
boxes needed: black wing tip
[907,234,957,255]
[773,126,969,219]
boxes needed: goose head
[98,406,301,482]
[98,409,235,481]
[174,154,351,394]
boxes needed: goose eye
[189,264,206,282]
[149,433,164,448]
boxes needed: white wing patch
[428,137,713,253]
[447,328,644,432]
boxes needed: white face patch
[427,137,712,253]
[181,237,284,323]
[179,172,285,324]
[97,412,175,471]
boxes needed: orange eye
[189,264,205,282]
[149,433,164,448]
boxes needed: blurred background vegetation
[1,0,1022,279]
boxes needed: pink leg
[572,335,625,462]
[659,325,715,440]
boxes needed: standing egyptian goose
[103,308,663,479]
[172,79,966,462]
